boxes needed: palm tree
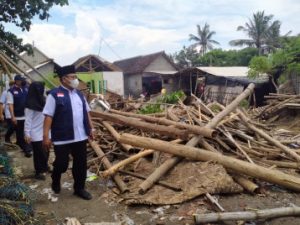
[229,11,283,55]
[189,23,219,56]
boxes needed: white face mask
[69,78,79,89]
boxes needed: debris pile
[86,84,300,223]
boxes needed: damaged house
[176,67,276,106]
[114,51,178,97]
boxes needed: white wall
[103,71,125,96]
[145,55,177,72]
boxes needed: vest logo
[57,92,64,97]
[13,91,18,94]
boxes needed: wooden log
[102,150,154,177]
[119,170,182,192]
[108,109,217,138]
[237,109,300,163]
[88,140,128,193]
[101,121,133,152]
[194,206,300,224]
[166,107,180,122]
[102,139,183,177]
[260,159,300,169]
[137,83,256,194]
[232,174,259,193]
[119,133,300,192]
[91,111,189,140]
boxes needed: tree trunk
[91,111,190,140]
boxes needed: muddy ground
[3,112,300,225]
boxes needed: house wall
[28,63,55,82]
[103,72,124,96]
[144,55,176,72]
[18,48,49,71]
[124,73,142,97]
[77,72,104,94]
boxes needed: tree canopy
[0,0,68,60]
[229,11,286,55]
[189,23,219,56]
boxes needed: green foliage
[248,36,300,80]
[138,104,163,114]
[196,48,258,66]
[0,0,68,60]
[189,23,219,56]
[172,46,198,69]
[239,99,249,109]
[229,11,283,55]
[138,91,186,114]
[161,90,185,104]
[248,56,272,78]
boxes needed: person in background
[7,75,32,157]
[0,81,15,143]
[24,81,49,180]
[43,65,95,200]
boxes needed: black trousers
[15,120,32,153]
[31,141,49,174]
[4,118,15,143]
[52,140,87,191]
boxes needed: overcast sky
[9,0,300,65]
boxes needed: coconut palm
[189,23,219,56]
[229,11,283,55]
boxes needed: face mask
[69,78,79,89]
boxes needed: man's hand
[24,136,31,144]
[89,128,96,140]
[42,136,52,151]
[11,117,17,126]
[0,114,4,122]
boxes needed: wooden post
[108,109,217,138]
[101,121,132,152]
[119,133,300,192]
[89,140,128,193]
[91,111,190,140]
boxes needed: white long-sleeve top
[24,108,45,142]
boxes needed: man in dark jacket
[43,65,95,200]
[7,75,32,157]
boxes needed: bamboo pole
[194,206,300,224]
[101,121,132,152]
[108,109,217,138]
[0,38,56,87]
[91,111,190,140]
[232,174,259,193]
[137,83,256,194]
[88,140,128,193]
[237,109,300,163]
[102,139,182,177]
[119,133,300,192]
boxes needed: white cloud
[18,0,300,64]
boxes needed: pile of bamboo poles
[87,84,300,215]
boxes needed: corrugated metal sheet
[196,67,249,77]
